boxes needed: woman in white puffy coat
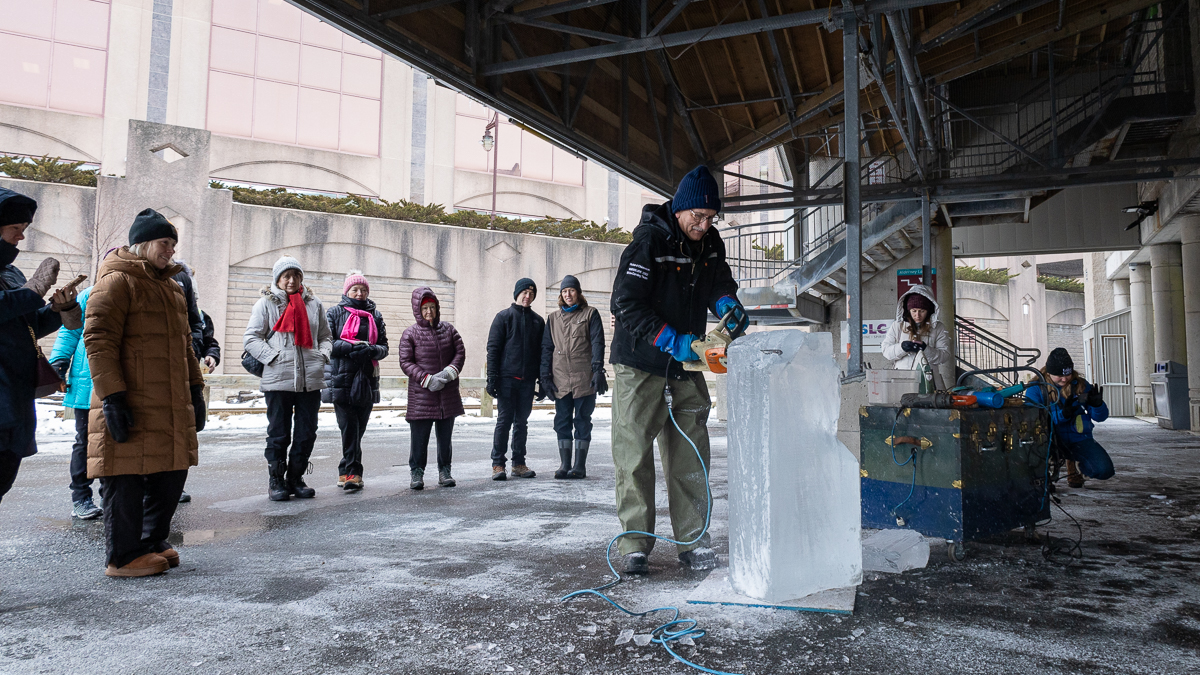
[880,284,951,372]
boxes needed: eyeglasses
[688,210,723,225]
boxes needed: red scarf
[273,288,313,348]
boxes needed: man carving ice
[609,165,748,575]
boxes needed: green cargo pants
[611,363,712,556]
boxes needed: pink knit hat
[344,271,369,295]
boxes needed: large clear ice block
[726,330,862,602]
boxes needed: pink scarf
[340,307,378,366]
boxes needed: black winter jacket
[173,269,203,355]
[195,310,221,366]
[486,303,544,393]
[322,297,389,406]
[610,201,738,379]
[0,241,63,458]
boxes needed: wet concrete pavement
[1,412,1199,674]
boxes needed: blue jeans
[490,381,535,467]
[1061,438,1115,480]
[553,393,596,442]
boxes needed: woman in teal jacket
[49,286,101,519]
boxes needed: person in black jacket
[485,278,544,481]
[171,262,207,504]
[609,165,747,575]
[323,273,388,491]
[196,309,221,371]
[0,187,79,504]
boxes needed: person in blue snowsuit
[1026,347,1113,487]
[50,286,103,519]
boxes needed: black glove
[914,341,927,351]
[1086,385,1104,408]
[191,384,206,433]
[51,359,70,382]
[901,341,920,354]
[592,370,608,396]
[485,380,498,399]
[541,374,558,398]
[535,383,547,402]
[1062,400,1084,421]
[102,392,134,443]
[349,342,370,362]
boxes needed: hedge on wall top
[210,181,634,244]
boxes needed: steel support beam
[372,0,460,20]
[885,12,937,151]
[921,190,932,285]
[843,5,864,382]
[517,0,620,19]
[481,0,950,75]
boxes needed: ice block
[726,330,862,602]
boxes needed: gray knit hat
[273,256,303,287]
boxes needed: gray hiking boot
[438,467,456,487]
[410,468,425,490]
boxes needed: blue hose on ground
[561,378,740,675]
[889,411,918,521]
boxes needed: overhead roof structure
[289,0,1192,197]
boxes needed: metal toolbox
[859,405,1051,554]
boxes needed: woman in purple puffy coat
[398,287,465,490]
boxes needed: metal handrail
[955,317,1042,387]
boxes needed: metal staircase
[955,317,1041,388]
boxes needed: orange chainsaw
[682,308,738,374]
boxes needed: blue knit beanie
[670,166,722,213]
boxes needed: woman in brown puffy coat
[398,287,465,490]
[85,209,206,578]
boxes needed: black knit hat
[560,274,580,292]
[129,208,178,245]
[1045,348,1074,377]
[0,190,37,227]
[514,277,537,300]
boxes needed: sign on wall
[897,268,937,299]
[841,319,892,356]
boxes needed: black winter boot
[568,441,589,479]
[555,440,573,479]
[268,462,290,501]
[286,457,316,498]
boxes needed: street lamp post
[481,112,499,228]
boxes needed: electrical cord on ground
[560,363,740,675]
[1016,380,1086,564]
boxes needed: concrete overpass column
[1150,243,1187,365]
[1180,217,1200,429]
[935,226,956,387]
[1129,263,1155,415]
[1112,278,1130,311]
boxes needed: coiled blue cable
[561,376,740,675]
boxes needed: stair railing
[955,317,1041,387]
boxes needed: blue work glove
[715,296,749,338]
[653,325,700,362]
